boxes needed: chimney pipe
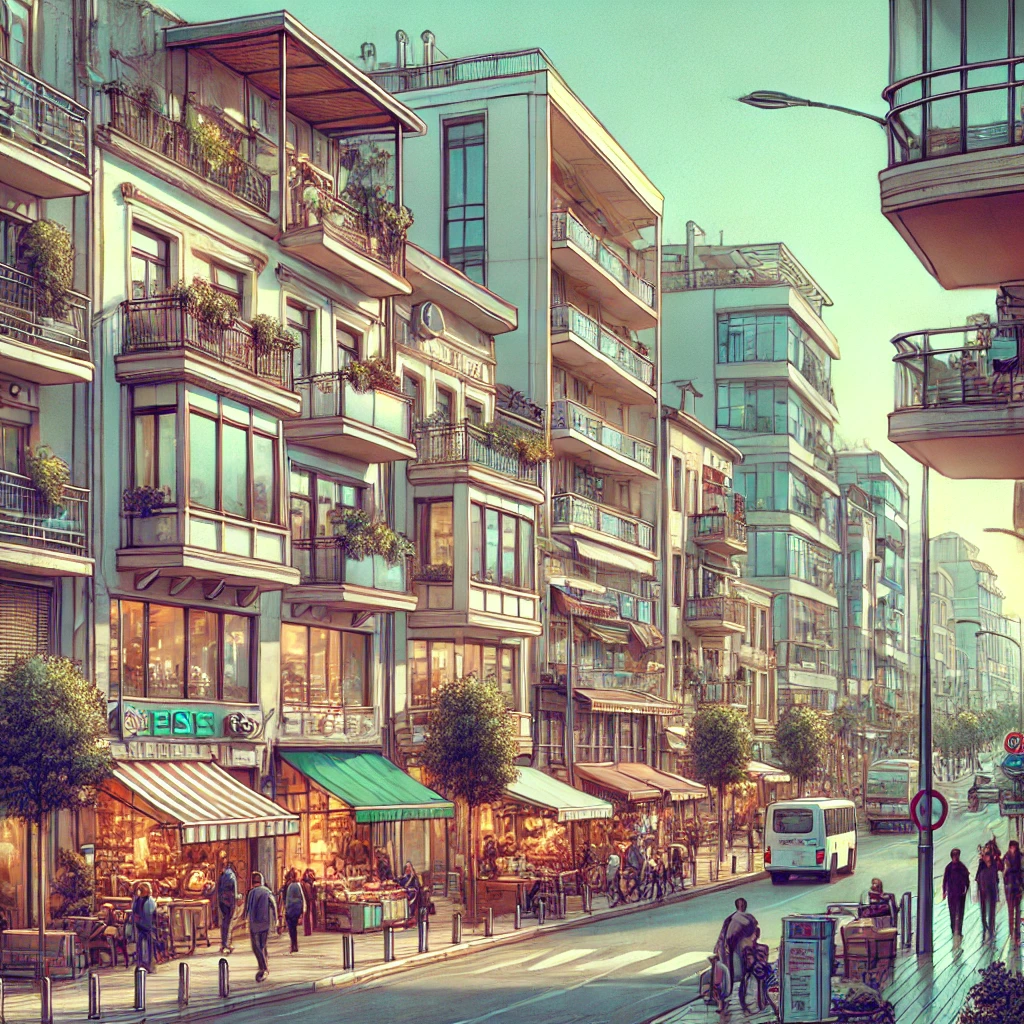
[421,30,436,67]
[685,220,705,272]
[396,31,409,69]
[360,42,376,71]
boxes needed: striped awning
[110,760,299,845]
[574,687,680,716]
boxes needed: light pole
[956,618,1024,729]
[738,91,887,127]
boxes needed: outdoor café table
[477,876,534,915]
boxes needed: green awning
[281,751,454,823]
[505,766,613,822]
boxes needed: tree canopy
[775,706,830,791]
[690,705,752,789]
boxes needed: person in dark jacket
[977,850,1001,942]
[244,872,277,981]
[131,882,158,974]
[1004,840,1023,945]
[282,869,305,953]
[217,860,238,953]
[942,848,971,937]
[301,868,317,936]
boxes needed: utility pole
[917,465,933,955]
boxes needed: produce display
[317,878,410,933]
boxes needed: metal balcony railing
[550,304,654,386]
[552,493,655,551]
[692,495,747,547]
[0,261,89,360]
[551,399,655,471]
[684,596,745,625]
[292,537,409,592]
[295,373,412,438]
[0,468,87,556]
[121,297,292,388]
[371,49,550,93]
[412,421,544,487]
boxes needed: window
[410,640,456,707]
[132,409,177,501]
[287,302,313,382]
[206,263,244,312]
[113,600,253,701]
[289,468,361,540]
[0,422,25,474]
[466,400,484,426]
[464,642,518,707]
[671,457,683,512]
[418,500,454,568]
[0,215,22,267]
[672,554,682,607]
[435,386,454,422]
[772,808,813,834]
[280,623,370,708]
[131,226,171,299]
[443,119,486,283]
[403,374,423,421]
[336,323,359,368]
[470,503,534,588]
[1,1,30,70]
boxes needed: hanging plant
[250,314,295,354]
[22,220,74,320]
[170,276,237,329]
[482,421,553,465]
[330,508,413,566]
[25,444,70,507]
[339,357,401,394]
[341,145,414,262]
[122,485,169,518]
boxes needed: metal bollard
[582,885,592,914]
[41,977,52,1024]
[452,912,463,944]
[536,898,546,925]
[383,925,395,963]
[133,966,146,1012]
[514,904,522,929]
[342,933,355,971]
[178,960,190,1007]
[218,957,230,999]
[88,972,101,1020]
[417,910,429,954]
[900,891,913,948]
[484,907,494,937]
[690,860,697,888]
[731,855,737,875]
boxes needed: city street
[218,806,1003,1024]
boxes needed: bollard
[583,884,592,914]
[88,972,101,1020]
[41,977,52,1024]
[731,855,737,875]
[484,907,494,937]
[536,898,546,926]
[178,960,190,1008]
[900,891,913,949]
[383,925,395,963]
[514,904,522,929]
[133,966,146,1012]
[417,910,429,954]
[690,860,697,889]
[452,912,463,944]
[342,933,355,971]
[218,957,230,999]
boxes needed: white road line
[467,951,545,974]
[640,950,715,976]
[572,950,660,972]
[527,948,597,971]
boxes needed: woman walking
[1004,840,1023,946]
[131,882,158,974]
[977,850,1002,943]
[282,869,306,953]
[301,868,317,936]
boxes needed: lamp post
[738,91,887,127]
[955,618,1024,729]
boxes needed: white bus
[764,798,858,885]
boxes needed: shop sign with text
[109,702,265,741]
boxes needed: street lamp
[738,90,887,127]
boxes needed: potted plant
[122,485,169,518]
[482,421,553,465]
[25,445,69,507]
[250,314,295,355]
[416,562,454,583]
[22,220,74,321]
[171,277,238,329]
[329,508,413,566]
[339,357,402,394]
[183,103,238,172]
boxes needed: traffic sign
[1004,753,1024,777]
[909,789,949,832]
[1005,732,1024,754]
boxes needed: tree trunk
[36,811,45,984]
[467,803,477,923]
[717,783,725,864]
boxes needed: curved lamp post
[738,90,887,127]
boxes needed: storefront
[747,760,793,829]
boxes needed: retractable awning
[748,760,791,784]
[109,760,299,845]
[580,621,631,646]
[281,751,454,822]
[616,762,705,802]
[628,622,664,660]
[505,767,613,822]
[574,687,680,716]
[574,538,655,577]
[551,585,620,620]
[575,763,661,803]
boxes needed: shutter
[0,581,51,673]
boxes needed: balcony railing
[0,57,88,173]
[121,297,292,389]
[551,212,655,309]
[412,421,544,488]
[552,493,655,551]
[0,261,89,361]
[550,304,654,387]
[551,399,655,471]
[295,373,412,439]
[692,495,747,547]
[292,538,409,592]
[106,88,271,213]
[605,587,656,626]
[696,680,750,706]
[371,49,550,93]
[0,468,87,556]
[892,323,1024,411]
[685,596,745,625]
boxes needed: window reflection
[280,623,369,708]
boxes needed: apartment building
[366,41,671,790]
[908,563,969,718]
[839,484,877,713]
[661,228,842,714]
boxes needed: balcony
[118,298,299,418]
[550,212,656,329]
[0,469,90,576]
[888,323,1024,478]
[408,422,545,501]
[279,173,411,299]
[0,263,91,384]
[695,679,750,708]
[284,539,416,614]
[0,58,89,197]
[691,498,747,557]
[551,399,656,477]
[552,493,655,561]
[549,304,654,403]
[286,373,416,463]
[104,88,271,215]
[881,60,1024,288]
[684,596,746,635]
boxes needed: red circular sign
[910,789,949,832]
[1005,732,1024,754]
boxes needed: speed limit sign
[1005,732,1024,754]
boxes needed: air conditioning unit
[413,301,446,339]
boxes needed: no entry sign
[1005,732,1024,754]
[910,789,949,832]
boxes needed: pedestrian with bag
[244,871,277,981]
[131,882,158,974]
[977,849,1001,943]
[942,848,971,938]
[1004,839,1023,946]
[216,858,238,953]
[282,869,305,953]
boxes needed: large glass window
[134,410,177,501]
[410,640,456,707]
[717,382,832,452]
[115,600,253,701]
[280,623,369,707]
[464,642,518,707]
[444,119,486,283]
[470,503,534,589]
[130,226,171,299]
[746,531,838,593]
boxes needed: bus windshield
[773,808,814,834]
[867,769,908,799]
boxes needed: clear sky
[168,0,1024,618]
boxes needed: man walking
[244,872,276,981]
[217,858,238,953]
[942,848,971,937]
[977,850,1001,943]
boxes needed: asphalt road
[225,805,1008,1024]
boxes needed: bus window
[773,808,813,834]
[867,769,909,797]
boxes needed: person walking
[942,848,971,938]
[282,869,305,953]
[131,882,158,974]
[244,871,277,981]
[216,859,238,953]
[1004,840,1023,946]
[977,850,1001,942]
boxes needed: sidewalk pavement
[1,856,766,1024]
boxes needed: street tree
[775,705,830,797]
[689,705,752,859]
[0,656,113,973]
[422,676,518,920]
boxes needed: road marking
[640,950,715,976]
[573,950,660,972]
[467,951,545,974]
[527,948,597,971]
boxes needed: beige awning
[575,763,661,803]
[574,538,656,577]
[574,687,680,716]
[616,762,705,802]
[748,760,791,784]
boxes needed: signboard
[1003,753,1024,778]
[909,789,949,831]
[1000,794,1024,817]
[780,916,835,1023]
[1005,732,1024,754]
[109,701,264,741]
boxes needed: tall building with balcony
[365,40,667,785]
[661,229,842,713]
[839,484,877,714]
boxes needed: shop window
[470,503,533,589]
[113,600,253,702]
[410,640,455,707]
[464,642,518,707]
[130,226,172,300]
[417,500,454,569]
[280,623,370,708]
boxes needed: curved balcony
[889,322,1024,478]
[550,399,656,477]
[882,57,1024,287]
[684,596,745,636]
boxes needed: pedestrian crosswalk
[462,946,715,982]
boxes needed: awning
[580,621,631,646]
[574,687,680,716]
[665,725,686,751]
[628,622,664,661]
[616,762,706,802]
[574,538,656,577]
[281,751,454,822]
[505,767,613,822]
[748,760,791,784]
[575,763,661,803]
[551,585,620,621]
[110,760,299,845]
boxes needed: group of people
[941,838,1024,944]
